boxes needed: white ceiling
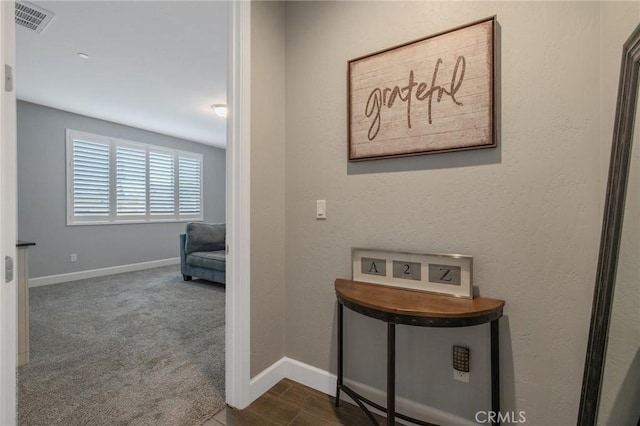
[16,1,229,148]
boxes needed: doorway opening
[10,2,248,422]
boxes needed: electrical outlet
[70,254,77,262]
[453,370,470,383]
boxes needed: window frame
[66,129,204,226]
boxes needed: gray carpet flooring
[18,265,225,426]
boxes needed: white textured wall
[250,1,287,377]
[283,2,606,424]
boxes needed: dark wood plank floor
[205,379,395,426]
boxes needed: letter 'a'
[369,262,379,273]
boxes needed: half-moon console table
[334,278,505,426]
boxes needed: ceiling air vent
[15,1,54,34]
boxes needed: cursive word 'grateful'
[364,56,466,141]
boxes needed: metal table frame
[335,296,503,426]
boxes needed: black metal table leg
[336,302,343,408]
[335,279,504,426]
[387,323,396,426]
[491,319,500,426]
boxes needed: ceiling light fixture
[77,52,89,59]
[211,104,228,118]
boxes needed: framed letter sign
[348,16,496,161]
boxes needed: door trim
[0,0,17,424]
[225,0,251,409]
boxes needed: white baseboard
[284,357,337,396]
[249,358,288,402]
[29,257,180,287]
[250,357,476,426]
[249,357,336,404]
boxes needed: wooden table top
[335,279,505,321]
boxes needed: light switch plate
[316,200,327,219]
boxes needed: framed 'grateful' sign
[348,16,496,161]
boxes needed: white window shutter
[116,145,147,216]
[178,156,202,217]
[149,150,175,216]
[68,130,204,224]
[72,139,110,217]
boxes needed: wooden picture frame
[348,16,497,161]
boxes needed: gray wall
[17,101,226,278]
[250,1,287,377]
[276,1,634,424]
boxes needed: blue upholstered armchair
[180,223,226,284]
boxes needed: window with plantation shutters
[179,155,202,216]
[66,130,204,225]
[116,144,146,217]
[71,138,110,219]
[149,150,175,216]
